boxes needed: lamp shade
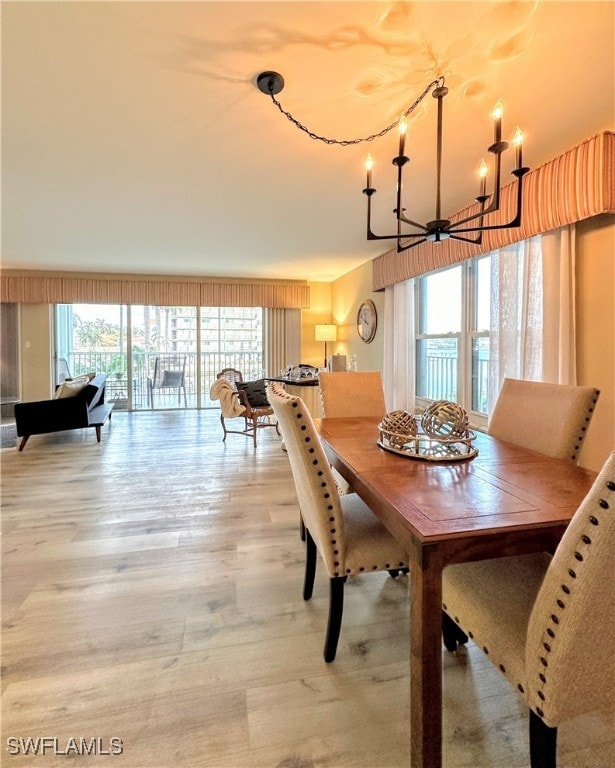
[314,324,337,342]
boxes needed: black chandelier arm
[394,231,482,252]
[450,164,509,227]
[397,212,430,232]
[448,214,522,234]
[262,76,444,147]
[394,160,413,230]
[448,232,484,245]
[446,167,528,234]
[366,191,429,240]
[443,147,512,231]
[394,156,430,232]
[367,229,432,242]
[447,202,492,230]
[397,237,428,252]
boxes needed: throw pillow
[236,380,270,408]
[54,374,90,399]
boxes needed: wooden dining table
[315,416,597,768]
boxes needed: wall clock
[357,299,377,343]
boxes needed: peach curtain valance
[372,131,615,290]
[0,272,310,309]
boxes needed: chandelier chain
[269,76,445,146]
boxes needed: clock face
[357,300,377,343]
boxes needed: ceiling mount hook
[256,71,285,96]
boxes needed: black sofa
[15,373,113,451]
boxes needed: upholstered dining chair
[267,381,409,662]
[488,378,600,462]
[318,371,387,501]
[441,451,615,768]
[318,371,387,419]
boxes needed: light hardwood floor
[1,411,613,768]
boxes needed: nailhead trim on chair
[570,390,599,461]
[291,393,342,576]
[441,468,614,713]
[531,470,613,720]
[276,383,408,579]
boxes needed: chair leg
[303,528,317,600]
[18,435,30,452]
[299,514,306,541]
[220,413,228,442]
[324,576,347,663]
[529,710,557,768]
[442,611,468,652]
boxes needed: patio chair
[147,354,187,409]
[57,358,72,385]
[212,368,279,448]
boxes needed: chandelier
[256,71,529,253]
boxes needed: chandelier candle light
[256,71,529,254]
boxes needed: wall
[300,282,333,368]
[331,260,384,372]
[19,303,53,401]
[575,214,615,471]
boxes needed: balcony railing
[65,350,491,415]
[417,353,489,415]
[65,351,264,410]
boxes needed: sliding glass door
[55,304,264,411]
[201,307,264,407]
[55,304,130,408]
[131,306,197,410]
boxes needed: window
[55,304,264,411]
[415,256,490,424]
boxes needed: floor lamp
[314,324,337,368]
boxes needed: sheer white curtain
[264,308,301,378]
[488,225,576,411]
[383,278,415,412]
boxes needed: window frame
[414,255,490,431]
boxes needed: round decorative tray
[377,403,478,462]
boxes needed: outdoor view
[56,304,264,410]
[415,256,490,414]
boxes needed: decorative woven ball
[421,400,469,439]
[379,410,418,448]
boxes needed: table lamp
[314,324,337,368]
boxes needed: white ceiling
[2,1,614,282]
